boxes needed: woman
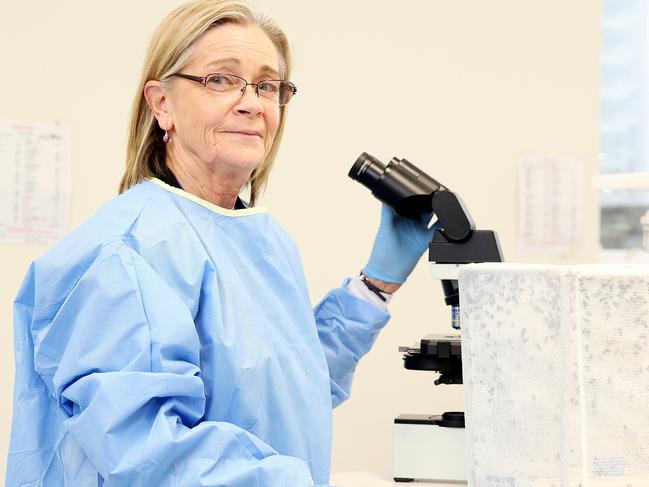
[7,1,435,485]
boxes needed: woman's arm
[313,205,437,408]
[31,242,315,486]
[313,281,390,408]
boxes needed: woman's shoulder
[45,181,164,252]
[24,181,207,315]
[31,181,179,284]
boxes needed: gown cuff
[345,274,392,309]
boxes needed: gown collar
[149,178,268,217]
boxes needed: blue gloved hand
[364,204,440,284]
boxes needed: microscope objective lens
[451,305,461,330]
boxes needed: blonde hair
[119,0,291,205]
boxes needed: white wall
[0,0,599,480]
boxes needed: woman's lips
[223,130,262,137]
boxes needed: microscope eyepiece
[348,152,386,189]
[348,152,441,219]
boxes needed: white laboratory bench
[330,471,467,486]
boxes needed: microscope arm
[428,188,503,310]
[431,190,475,243]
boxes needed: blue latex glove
[364,204,439,284]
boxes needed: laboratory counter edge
[330,471,467,486]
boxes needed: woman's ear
[144,80,173,131]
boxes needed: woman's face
[166,23,282,177]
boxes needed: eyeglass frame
[169,72,297,107]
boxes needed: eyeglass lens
[205,74,295,106]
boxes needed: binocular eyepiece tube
[348,152,444,220]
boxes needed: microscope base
[393,414,466,483]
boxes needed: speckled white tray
[459,263,649,486]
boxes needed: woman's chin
[210,155,265,174]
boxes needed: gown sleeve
[313,280,391,408]
[32,241,315,487]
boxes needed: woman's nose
[235,85,264,116]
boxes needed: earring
[163,130,171,143]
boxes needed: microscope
[349,152,503,483]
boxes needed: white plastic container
[459,263,649,487]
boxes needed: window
[600,0,649,249]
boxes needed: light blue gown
[7,179,390,486]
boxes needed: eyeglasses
[171,72,297,107]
